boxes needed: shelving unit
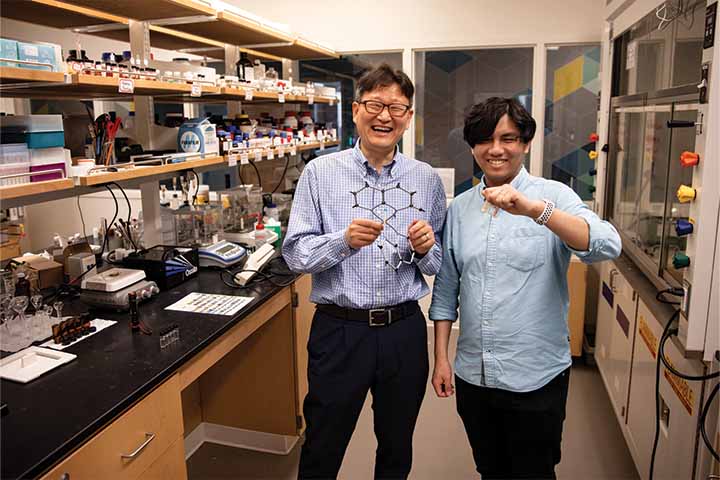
[0,178,75,201]
[1,0,337,60]
[0,69,337,103]
[76,155,225,187]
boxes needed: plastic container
[254,222,267,247]
[0,115,64,133]
[0,143,29,164]
[282,112,298,130]
[26,131,65,149]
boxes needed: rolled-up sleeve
[282,164,358,274]
[414,172,447,276]
[429,205,460,321]
[555,186,622,263]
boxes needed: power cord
[248,160,263,189]
[650,307,720,479]
[99,184,119,256]
[272,153,290,194]
[109,181,138,251]
[219,257,295,290]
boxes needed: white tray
[0,346,76,383]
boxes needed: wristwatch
[535,199,555,226]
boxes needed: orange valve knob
[588,151,598,160]
[589,133,599,142]
[680,151,699,167]
[676,185,696,203]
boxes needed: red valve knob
[589,133,599,142]
[680,151,699,167]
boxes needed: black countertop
[0,263,297,480]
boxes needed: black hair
[463,97,536,147]
[355,63,414,104]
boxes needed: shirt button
[483,321,488,325]
[376,291,382,297]
[341,253,346,257]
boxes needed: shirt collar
[478,166,530,192]
[353,139,403,178]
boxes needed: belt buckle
[369,309,391,327]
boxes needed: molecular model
[351,182,425,271]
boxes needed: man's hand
[345,218,384,249]
[432,359,454,398]
[482,184,545,219]
[408,219,435,255]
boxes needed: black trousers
[455,368,571,480]
[298,305,429,480]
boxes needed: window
[543,44,601,202]
[414,48,533,196]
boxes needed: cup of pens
[92,113,122,166]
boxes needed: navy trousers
[298,305,429,480]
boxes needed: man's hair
[355,63,414,104]
[463,97,536,147]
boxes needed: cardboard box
[13,255,64,290]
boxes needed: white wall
[232,0,605,52]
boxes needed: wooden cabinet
[41,375,183,480]
[137,438,187,480]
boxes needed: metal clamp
[120,432,155,459]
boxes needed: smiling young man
[283,64,446,479]
[429,97,621,479]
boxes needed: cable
[650,307,720,479]
[272,153,290,194]
[109,182,138,250]
[238,163,246,186]
[656,288,683,305]
[699,382,720,463]
[249,160,263,189]
[76,195,87,240]
[100,184,119,256]
[188,170,200,206]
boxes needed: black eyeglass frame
[356,100,412,118]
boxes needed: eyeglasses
[476,135,522,146]
[358,100,411,118]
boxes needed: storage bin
[0,115,64,132]
[26,131,64,149]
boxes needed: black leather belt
[316,301,419,327]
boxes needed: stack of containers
[0,115,69,182]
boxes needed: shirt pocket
[502,227,546,272]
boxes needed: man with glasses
[283,63,446,479]
[429,97,621,479]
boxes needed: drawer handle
[120,432,155,460]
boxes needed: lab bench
[0,266,313,480]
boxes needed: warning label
[638,315,657,359]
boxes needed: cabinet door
[626,300,705,480]
[595,261,616,375]
[595,262,638,423]
[40,375,183,480]
[292,274,313,433]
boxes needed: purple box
[30,163,65,182]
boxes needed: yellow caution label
[638,315,657,359]
[663,360,694,415]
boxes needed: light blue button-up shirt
[283,141,446,309]
[429,167,621,392]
